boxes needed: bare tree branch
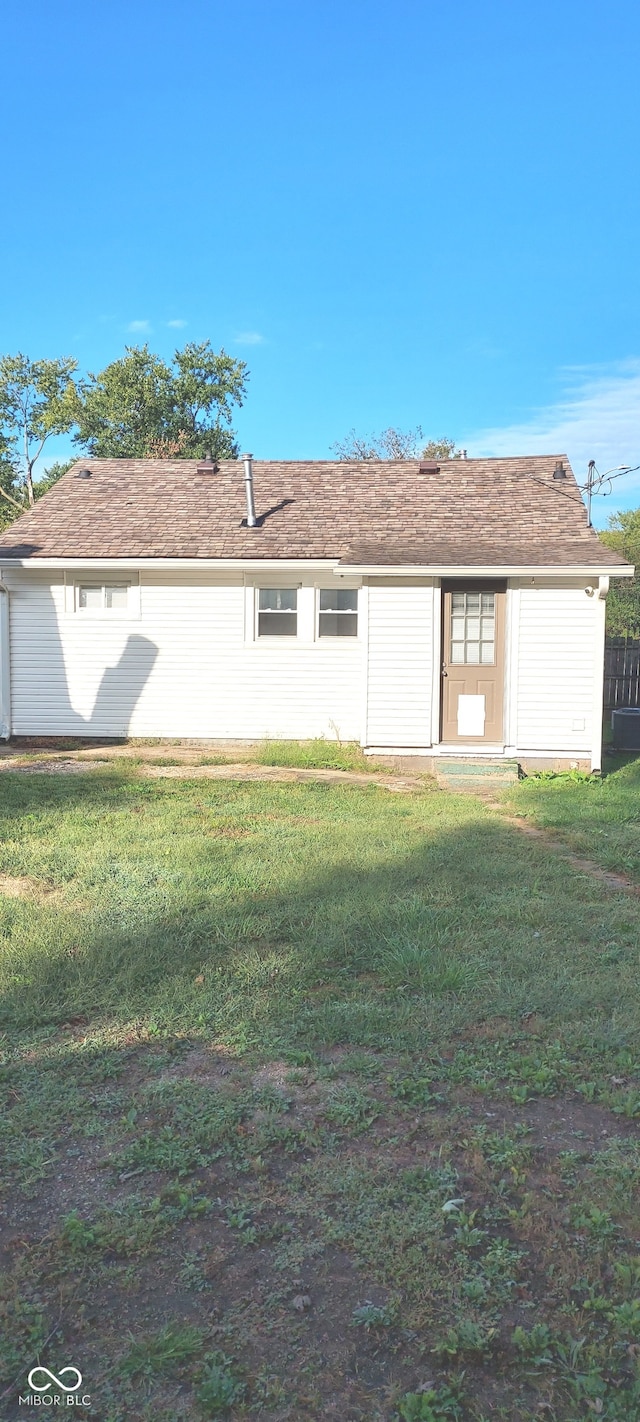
[0,484,25,512]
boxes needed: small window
[450,590,495,665]
[78,583,129,611]
[318,588,358,637]
[258,588,297,636]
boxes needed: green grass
[0,767,639,1419]
[506,751,640,878]
[254,736,376,771]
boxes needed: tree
[599,508,640,636]
[0,434,21,530]
[331,426,462,461]
[34,459,75,499]
[0,353,79,507]
[74,341,248,459]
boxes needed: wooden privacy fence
[605,637,640,709]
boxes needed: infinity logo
[27,1366,83,1393]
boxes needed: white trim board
[0,557,632,578]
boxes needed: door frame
[438,579,508,746]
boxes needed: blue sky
[2,0,640,519]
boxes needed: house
[0,454,633,771]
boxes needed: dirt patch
[2,1039,639,1419]
[493,809,640,896]
[0,751,433,794]
[140,763,431,793]
[155,1045,244,1086]
[452,1089,639,1150]
[0,758,109,775]
[0,874,58,899]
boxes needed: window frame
[256,586,299,638]
[76,582,131,613]
[67,575,141,618]
[316,586,359,639]
[243,579,363,646]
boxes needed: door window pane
[449,591,496,664]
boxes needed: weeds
[255,737,373,772]
[119,1324,203,1383]
[196,1350,246,1415]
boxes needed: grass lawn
[0,767,639,1421]
[506,753,640,881]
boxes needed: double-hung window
[318,588,358,637]
[258,588,297,636]
[77,584,129,611]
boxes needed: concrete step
[435,759,520,792]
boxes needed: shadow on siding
[28,622,158,735]
[89,635,158,733]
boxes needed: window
[450,590,495,664]
[318,588,358,637]
[258,588,297,636]
[78,584,129,611]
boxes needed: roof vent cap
[76,469,92,479]
[196,450,217,475]
[553,460,567,480]
[418,460,440,474]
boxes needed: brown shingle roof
[0,455,630,568]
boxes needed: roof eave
[0,556,341,573]
[334,562,635,578]
[0,555,633,578]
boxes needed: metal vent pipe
[242,453,257,527]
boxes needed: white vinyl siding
[4,571,364,741]
[0,569,603,758]
[515,584,595,751]
[366,582,434,746]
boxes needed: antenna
[581,460,640,526]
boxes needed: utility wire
[581,462,640,526]
[523,462,640,524]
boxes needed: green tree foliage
[0,434,21,531]
[34,460,75,499]
[0,457,74,531]
[0,354,79,507]
[331,426,462,460]
[600,508,640,636]
[74,341,248,459]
